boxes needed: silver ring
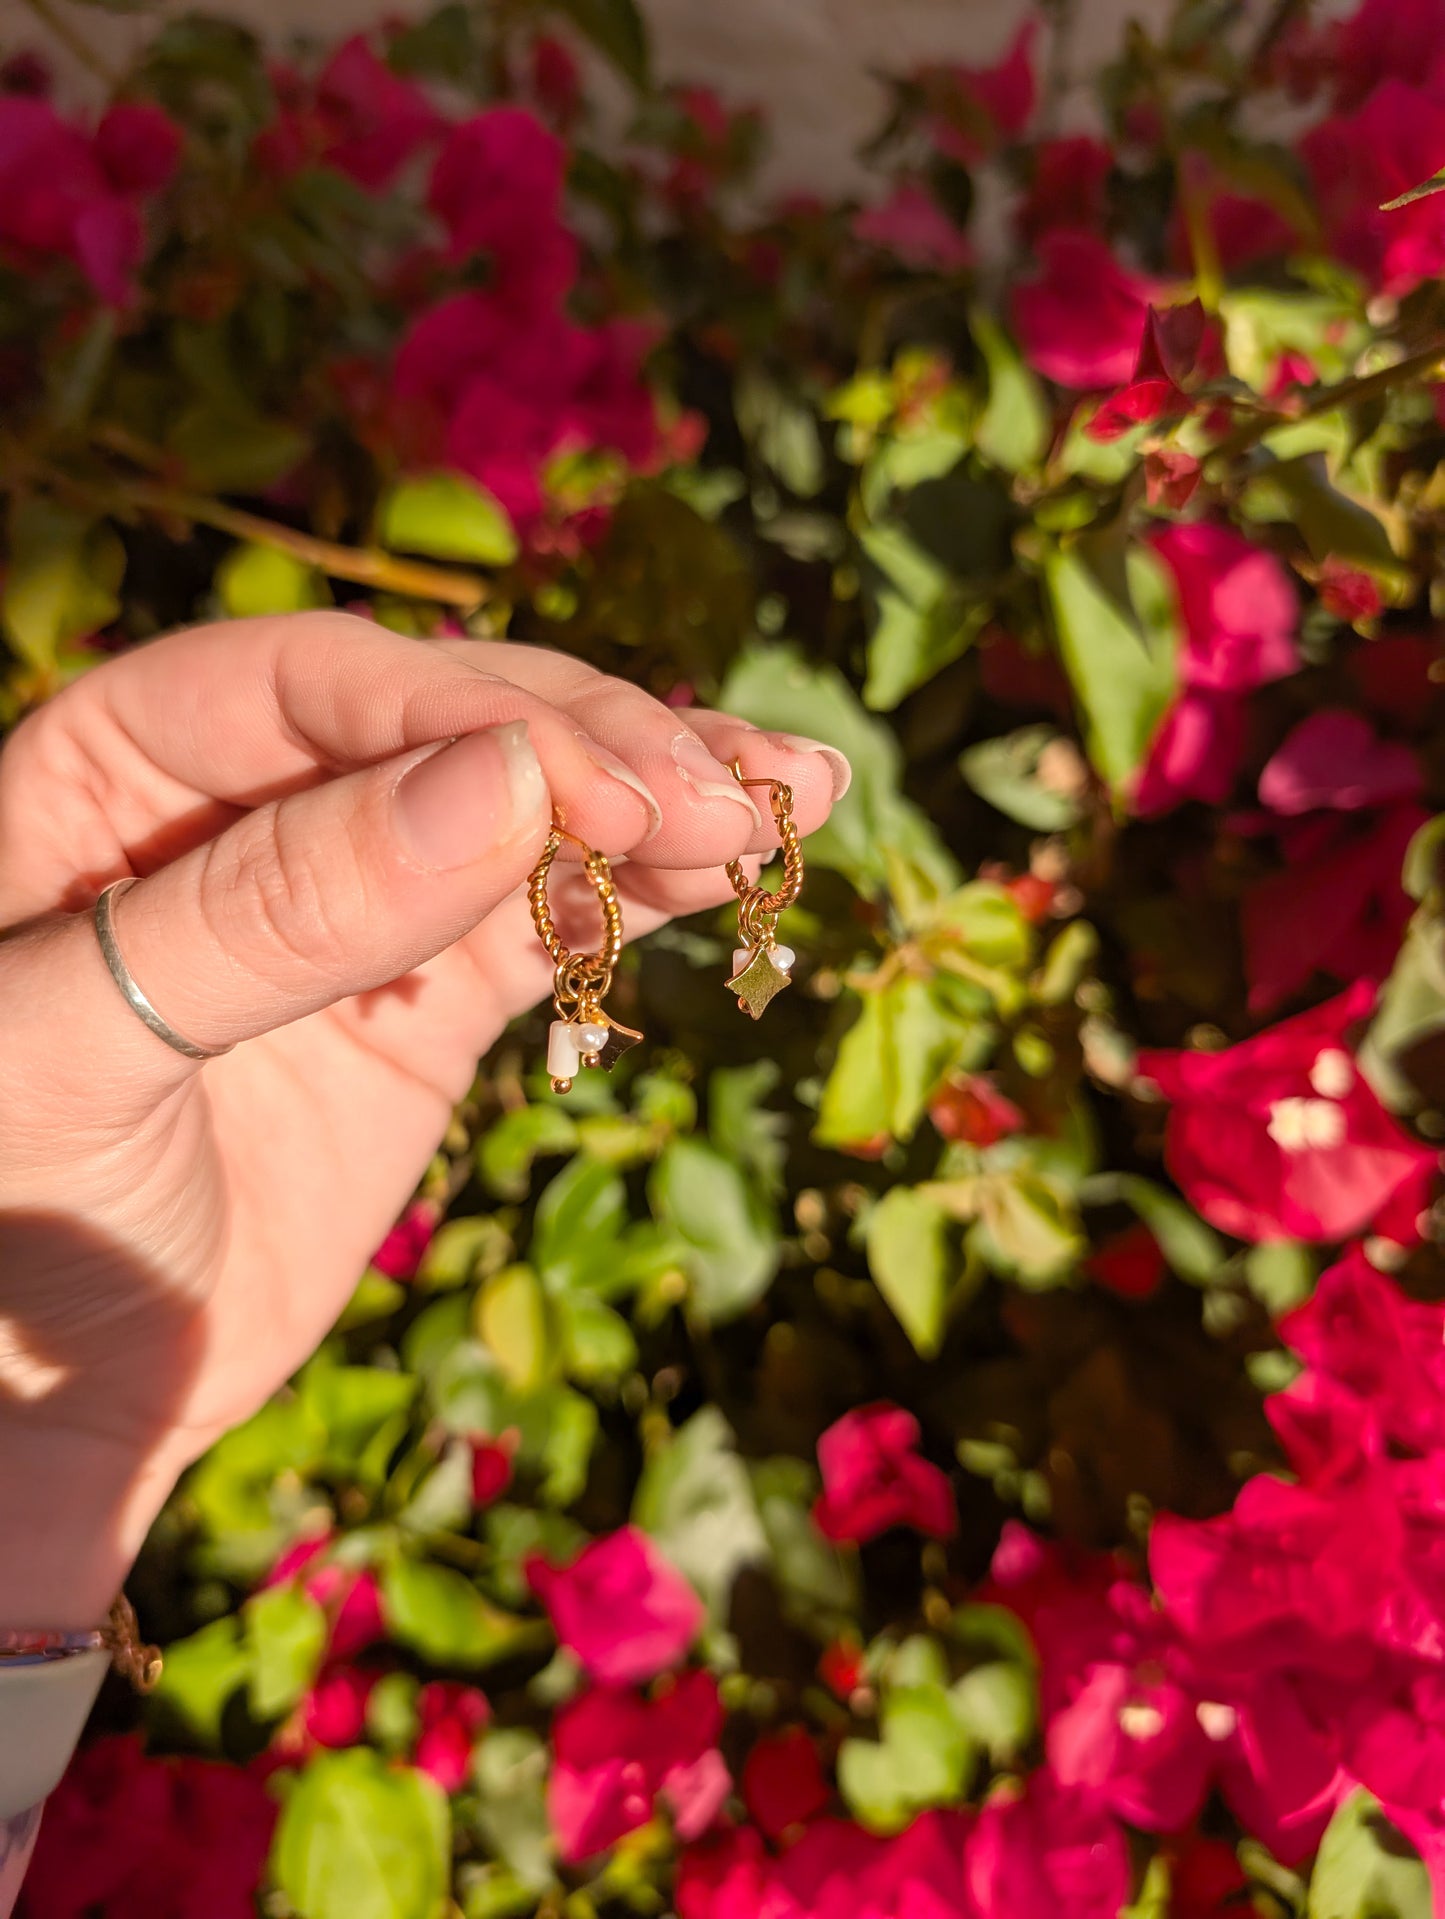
[94,878,232,1062]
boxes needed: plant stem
[1212,339,1445,466]
[19,0,121,88]
[18,456,493,609]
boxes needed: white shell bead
[575,1022,609,1053]
[547,1021,582,1082]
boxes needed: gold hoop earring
[724,763,805,1019]
[528,820,642,1093]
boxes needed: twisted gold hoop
[725,763,805,1018]
[528,819,640,1091]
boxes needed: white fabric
[0,1652,107,1820]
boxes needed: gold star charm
[727,944,794,1020]
[596,1014,644,1071]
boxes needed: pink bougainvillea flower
[1016,134,1112,243]
[1011,232,1152,389]
[267,1534,386,1661]
[1085,300,1221,442]
[1085,376,1181,443]
[1302,80,1445,296]
[428,106,577,309]
[1046,1657,1212,1831]
[1085,1221,1166,1300]
[812,1402,957,1544]
[548,1671,729,1863]
[527,1525,704,1685]
[414,1681,491,1793]
[1132,689,1247,817]
[1282,1243,1445,1456]
[23,1735,275,1919]
[853,182,974,271]
[967,1771,1129,1919]
[470,1432,517,1507]
[0,96,175,303]
[740,1728,830,1841]
[1258,710,1421,815]
[1242,801,1426,1011]
[370,1197,439,1279]
[1144,446,1203,511]
[928,1073,1026,1146]
[1319,558,1384,623]
[530,34,582,127]
[92,102,181,196]
[302,1667,376,1749]
[1151,523,1301,693]
[925,21,1038,165]
[1332,0,1445,110]
[1167,153,1302,275]
[254,36,441,190]
[1136,981,1438,1243]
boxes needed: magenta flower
[0,96,179,303]
[853,182,974,271]
[302,1667,376,1749]
[370,1198,439,1280]
[267,1534,386,1661]
[23,1735,276,1919]
[739,1728,830,1841]
[1258,710,1421,815]
[1136,982,1438,1244]
[414,1681,491,1793]
[428,107,577,310]
[1016,135,1112,243]
[548,1671,729,1863]
[1011,232,1152,389]
[1151,523,1300,693]
[812,1402,957,1544]
[1132,688,1246,816]
[925,21,1038,165]
[1302,80,1445,295]
[255,36,441,190]
[527,1525,704,1685]
[1333,0,1445,111]
[967,1771,1129,1919]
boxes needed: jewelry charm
[528,820,642,1093]
[725,763,805,1019]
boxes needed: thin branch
[19,0,121,89]
[1210,339,1445,466]
[17,456,495,610]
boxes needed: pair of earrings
[528,762,804,1094]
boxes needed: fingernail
[394,721,545,871]
[671,732,763,827]
[576,734,664,840]
[771,732,853,799]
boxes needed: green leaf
[476,1264,554,1392]
[720,645,958,899]
[961,726,1085,832]
[217,542,330,618]
[300,1363,417,1481]
[816,977,965,1149]
[972,308,1050,473]
[751,1457,857,1631]
[633,1406,767,1618]
[532,1157,627,1292]
[556,1291,637,1384]
[472,1730,555,1894]
[1308,1790,1431,1919]
[377,473,518,567]
[552,0,651,87]
[1045,541,1179,793]
[736,365,826,499]
[709,1060,787,1198]
[1245,1241,1316,1317]
[1361,914,1445,1110]
[152,1617,251,1747]
[867,1185,955,1357]
[168,404,308,493]
[380,1559,536,1670]
[1241,453,1403,577]
[477,1104,579,1200]
[1087,1173,1227,1285]
[272,1749,450,1919]
[245,1583,328,1720]
[649,1138,778,1320]
[839,1686,974,1835]
[972,1169,1084,1285]
[3,498,123,670]
[949,1662,1035,1763]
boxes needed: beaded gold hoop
[724,764,805,1019]
[527,821,641,1092]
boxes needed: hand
[0,612,848,1627]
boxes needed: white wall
[1,0,1189,192]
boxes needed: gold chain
[527,823,624,1008]
[725,776,803,941]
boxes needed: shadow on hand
[0,1211,204,1628]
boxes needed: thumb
[6,720,549,1113]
